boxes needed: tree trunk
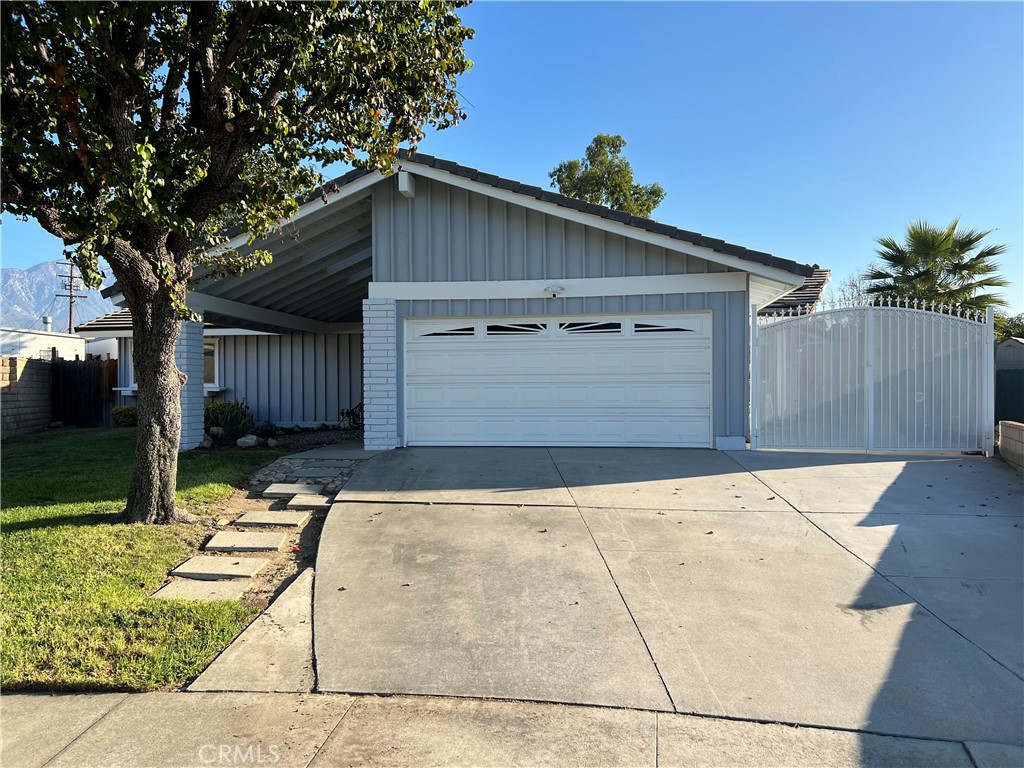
[124,295,185,524]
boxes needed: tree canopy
[862,219,1008,312]
[996,312,1024,342]
[548,134,665,219]
[2,1,473,305]
[0,1,473,523]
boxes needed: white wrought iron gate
[751,300,994,453]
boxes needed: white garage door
[404,313,712,447]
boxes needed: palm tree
[863,219,1009,311]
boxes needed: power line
[25,295,59,330]
[54,261,84,334]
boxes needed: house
[102,151,818,451]
[1,325,86,360]
[757,268,831,317]
[75,308,362,426]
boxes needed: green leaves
[549,134,666,219]
[863,218,1010,312]
[1,0,474,301]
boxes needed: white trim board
[217,171,382,253]
[370,273,747,301]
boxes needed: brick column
[175,319,204,451]
[362,298,398,450]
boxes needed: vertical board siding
[218,332,362,425]
[374,176,735,282]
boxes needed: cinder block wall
[1,357,52,436]
[998,421,1024,474]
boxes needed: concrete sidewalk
[4,691,1013,768]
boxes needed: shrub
[204,400,254,440]
[111,406,138,427]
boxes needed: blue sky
[3,1,1022,312]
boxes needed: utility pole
[55,262,84,334]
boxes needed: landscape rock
[209,426,225,438]
[236,434,264,448]
[200,434,214,449]
[267,438,279,448]
[49,421,64,428]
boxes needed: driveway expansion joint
[545,447,679,713]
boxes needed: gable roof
[758,268,832,315]
[226,149,815,279]
[395,151,816,278]
[104,151,818,309]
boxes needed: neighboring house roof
[75,308,133,333]
[758,268,832,315]
[76,308,243,336]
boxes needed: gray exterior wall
[373,176,738,284]
[372,176,751,444]
[118,332,362,426]
[176,320,204,450]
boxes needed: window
[421,326,475,337]
[122,337,220,389]
[634,322,693,333]
[486,322,546,336]
[558,321,622,335]
[204,339,219,386]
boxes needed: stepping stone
[287,494,333,510]
[204,531,286,553]
[152,579,249,601]
[263,483,322,498]
[235,511,310,528]
[171,555,269,580]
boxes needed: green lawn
[1,428,283,691]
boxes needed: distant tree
[863,219,1008,312]
[549,134,665,218]
[995,312,1024,342]
[823,273,870,305]
[1,1,472,524]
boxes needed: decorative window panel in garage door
[404,313,712,447]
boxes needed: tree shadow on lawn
[2,427,281,516]
[0,508,124,534]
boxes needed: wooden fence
[51,358,118,428]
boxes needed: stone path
[152,448,369,602]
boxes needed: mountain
[1,261,116,332]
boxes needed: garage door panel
[407,380,709,411]
[405,314,712,448]
[406,414,711,446]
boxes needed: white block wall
[176,319,205,451]
[362,298,398,450]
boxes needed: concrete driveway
[314,448,1024,747]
